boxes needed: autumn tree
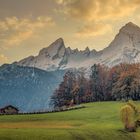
[51,71,77,108]
[111,64,140,101]
[51,63,140,108]
[120,101,139,132]
[120,104,136,132]
[90,64,109,101]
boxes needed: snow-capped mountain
[17,38,98,71]
[17,22,140,71]
[99,22,140,66]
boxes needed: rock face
[18,38,66,71]
[17,22,140,71]
[17,38,98,71]
[99,22,140,66]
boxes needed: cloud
[57,0,139,21]
[0,16,55,48]
[56,0,140,38]
[55,0,64,4]
[0,54,8,64]
[76,23,112,37]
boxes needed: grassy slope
[0,101,140,140]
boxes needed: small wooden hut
[0,105,19,114]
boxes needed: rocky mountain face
[17,22,140,71]
[17,38,98,71]
[99,22,140,66]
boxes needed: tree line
[51,63,140,108]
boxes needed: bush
[120,104,136,132]
[127,100,138,114]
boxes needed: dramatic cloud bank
[56,0,139,36]
[57,0,139,21]
[76,23,112,37]
[0,16,55,48]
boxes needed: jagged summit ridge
[18,22,140,70]
[18,38,98,71]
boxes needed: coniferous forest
[51,63,140,108]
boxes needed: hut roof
[0,105,19,111]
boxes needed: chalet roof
[0,105,19,111]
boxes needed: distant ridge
[17,22,140,70]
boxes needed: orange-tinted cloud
[57,0,139,21]
[76,23,112,37]
[56,0,140,38]
[0,16,55,48]
[0,54,8,64]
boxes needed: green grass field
[0,101,140,140]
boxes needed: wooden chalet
[0,105,19,114]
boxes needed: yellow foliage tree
[120,104,136,132]
[127,100,138,115]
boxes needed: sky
[0,0,140,65]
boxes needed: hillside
[0,101,140,140]
[0,64,65,112]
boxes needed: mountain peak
[54,38,64,44]
[124,22,140,29]
[125,22,137,27]
[39,38,65,57]
[83,47,90,55]
[85,46,90,51]
[120,22,140,33]
[48,37,65,49]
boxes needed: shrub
[127,100,138,114]
[120,104,136,132]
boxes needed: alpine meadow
[1,0,140,140]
